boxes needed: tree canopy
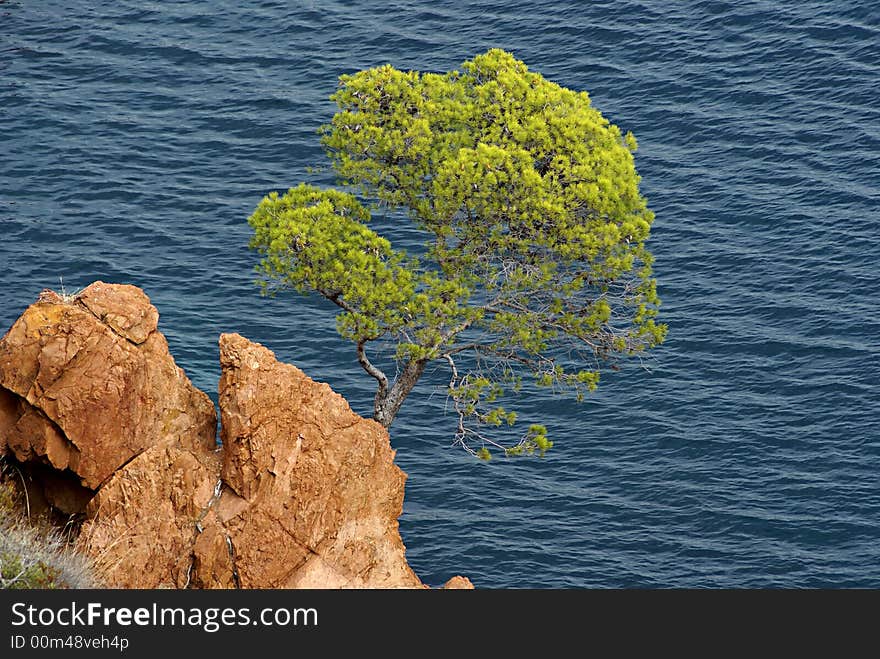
[248,48,666,458]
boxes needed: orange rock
[77,441,221,588]
[0,282,216,490]
[0,284,470,589]
[75,281,159,345]
[194,333,424,588]
[441,575,475,589]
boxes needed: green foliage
[249,184,417,342]
[0,550,63,589]
[503,424,553,458]
[248,49,666,457]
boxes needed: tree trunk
[373,359,427,427]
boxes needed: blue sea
[1,1,878,588]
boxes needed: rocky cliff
[0,282,471,589]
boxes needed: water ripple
[1,0,878,587]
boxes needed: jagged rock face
[1,284,471,589]
[77,442,222,589]
[0,283,217,491]
[194,333,423,588]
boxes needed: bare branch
[356,340,388,394]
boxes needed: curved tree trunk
[373,359,427,428]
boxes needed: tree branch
[442,342,480,356]
[357,339,388,394]
[443,353,520,457]
[318,288,355,313]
